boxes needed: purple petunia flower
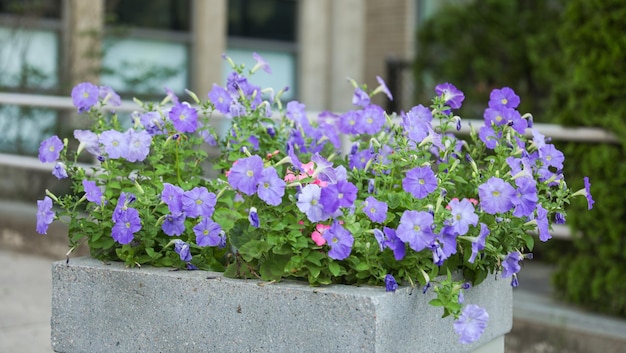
[469,223,490,263]
[362,196,388,223]
[502,251,522,278]
[383,227,405,261]
[71,82,99,113]
[359,104,386,135]
[52,162,68,179]
[536,204,551,242]
[173,239,192,262]
[36,196,55,234]
[208,84,232,114]
[257,167,286,206]
[454,304,489,344]
[38,135,64,163]
[372,229,386,251]
[194,218,223,247]
[297,184,329,223]
[111,207,142,244]
[489,87,520,110]
[512,177,538,218]
[385,274,398,292]
[252,52,272,74]
[227,155,264,196]
[448,198,479,236]
[396,210,436,252]
[322,221,354,260]
[248,207,260,228]
[375,76,393,101]
[182,187,217,218]
[539,144,564,170]
[162,212,186,236]
[125,129,152,162]
[161,183,184,213]
[402,105,432,143]
[478,125,500,149]
[169,102,198,133]
[352,87,371,107]
[140,111,167,136]
[338,110,361,135]
[319,180,358,213]
[349,148,374,170]
[82,179,103,206]
[435,82,464,110]
[98,85,121,106]
[74,129,100,156]
[99,129,129,159]
[584,177,594,210]
[403,166,438,199]
[478,177,516,214]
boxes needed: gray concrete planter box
[51,257,512,353]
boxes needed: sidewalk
[0,249,55,353]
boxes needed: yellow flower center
[501,98,508,105]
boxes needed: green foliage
[415,0,562,120]
[547,0,626,317]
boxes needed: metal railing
[1,91,618,239]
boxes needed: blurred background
[1,0,625,352]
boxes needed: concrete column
[65,0,104,86]
[191,0,227,96]
[329,0,365,112]
[298,0,331,111]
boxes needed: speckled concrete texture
[51,257,512,353]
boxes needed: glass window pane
[105,0,190,31]
[0,0,61,18]
[0,27,58,89]
[228,0,297,42]
[0,105,57,155]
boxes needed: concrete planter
[51,257,512,353]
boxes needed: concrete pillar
[64,0,104,86]
[298,0,331,111]
[329,0,365,112]
[191,0,227,96]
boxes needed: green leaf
[238,240,272,261]
[259,254,291,281]
[329,261,341,277]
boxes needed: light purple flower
[182,187,217,218]
[352,87,371,107]
[403,166,438,199]
[227,155,264,196]
[248,207,260,228]
[99,129,129,159]
[448,198,479,236]
[252,52,272,74]
[173,239,192,262]
[193,218,223,247]
[74,129,100,156]
[98,85,121,106]
[71,82,99,113]
[375,76,393,101]
[385,274,398,292]
[584,177,594,210]
[161,183,184,213]
[208,84,232,114]
[297,184,329,223]
[362,196,387,223]
[322,221,354,260]
[140,111,166,136]
[489,87,520,109]
[396,210,436,252]
[319,180,358,213]
[383,227,405,261]
[125,129,152,162]
[478,125,499,149]
[359,104,386,135]
[162,212,185,236]
[469,223,490,263]
[402,105,432,143]
[539,144,564,169]
[454,304,489,344]
[478,177,516,214]
[38,135,63,163]
[435,82,464,109]
[169,102,198,133]
[36,196,55,234]
[536,204,551,242]
[338,110,360,135]
[52,162,68,179]
[512,177,538,218]
[82,179,103,206]
[111,207,141,244]
[502,251,522,278]
[257,167,286,206]
[349,148,374,170]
